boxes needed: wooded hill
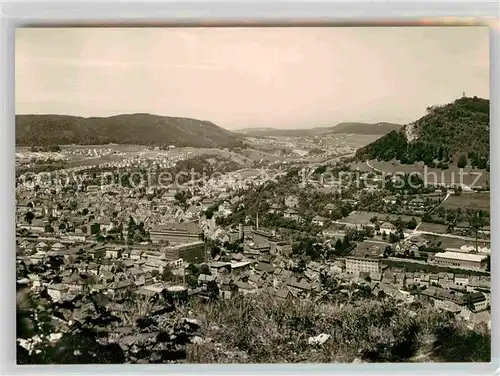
[355,97,490,169]
[16,113,244,149]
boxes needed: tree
[469,211,485,252]
[389,232,399,244]
[206,280,219,301]
[394,217,405,232]
[334,239,343,252]
[174,190,192,209]
[186,275,199,289]
[383,245,393,258]
[199,264,211,276]
[295,258,307,274]
[407,217,418,230]
[24,211,35,224]
[210,245,221,258]
[342,235,351,250]
[457,155,468,168]
[453,185,462,196]
[186,263,200,276]
[377,290,387,300]
[382,232,387,241]
[161,265,175,282]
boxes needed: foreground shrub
[185,293,490,363]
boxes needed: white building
[431,251,488,271]
[345,256,382,276]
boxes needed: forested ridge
[356,97,489,169]
[16,113,244,148]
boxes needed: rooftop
[434,251,487,263]
[231,261,253,269]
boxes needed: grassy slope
[182,292,490,363]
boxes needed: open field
[323,134,381,147]
[238,148,288,163]
[57,144,148,153]
[348,161,373,172]
[17,145,258,170]
[420,233,490,249]
[340,211,421,226]
[417,222,449,233]
[351,240,390,258]
[441,192,490,212]
[63,154,122,168]
[367,160,489,188]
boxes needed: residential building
[105,246,123,259]
[455,274,470,288]
[284,195,299,208]
[130,249,143,260]
[230,261,253,276]
[420,286,468,313]
[270,241,293,257]
[312,215,329,227]
[380,222,396,235]
[283,208,299,221]
[209,262,231,278]
[46,284,67,302]
[345,256,382,276]
[468,292,488,312]
[325,203,337,215]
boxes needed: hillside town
[16,140,491,363]
[14,26,491,366]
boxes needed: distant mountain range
[237,122,402,137]
[15,114,244,148]
[355,96,490,169]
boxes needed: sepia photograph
[15,26,490,364]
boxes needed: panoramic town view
[16,27,490,364]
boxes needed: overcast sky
[16,26,489,130]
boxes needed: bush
[457,155,468,168]
[184,293,490,363]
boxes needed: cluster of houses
[15,152,492,345]
[393,235,490,271]
[341,246,490,326]
[382,193,442,215]
[17,220,491,331]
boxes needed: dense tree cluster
[127,216,150,244]
[29,145,61,152]
[16,114,245,148]
[356,97,489,169]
